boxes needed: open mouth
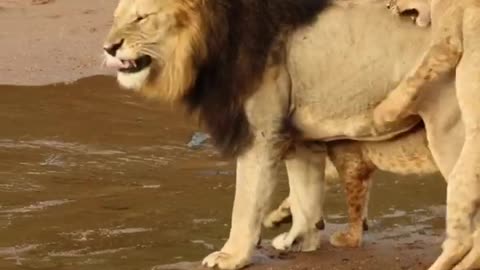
[399,9,419,19]
[118,55,152,73]
[105,54,153,74]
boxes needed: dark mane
[183,0,331,157]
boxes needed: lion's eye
[135,15,147,22]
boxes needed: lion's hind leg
[271,143,327,252]
[429,9,480,270]
[264,156,340,229]
[328,141,375,248]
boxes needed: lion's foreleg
[451,214,480,270]
[272,143,326,252]
[429,145,479,270]
[202,138,281,269]
[430,12,480,270]
[374,12,463,129]
[203,63,291,269]
[429,157,477,270]
[374,43,461,128]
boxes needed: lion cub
[374,0,475,127]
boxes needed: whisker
[141,47,162,58]
[99,53,108,68]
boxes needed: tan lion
[103,0,479,269]
[375,0,480,129]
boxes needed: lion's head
[103,0,207,101]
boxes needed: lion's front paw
[330,230,362,248]
[202,250,250,270]
[272,230,321,252]
[428,237,473,270]
[373,91,414,129]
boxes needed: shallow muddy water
[0,76,446,270]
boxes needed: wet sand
[0,1,448,270]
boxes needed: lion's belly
[287,3,432,141]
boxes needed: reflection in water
[0,76,446,269]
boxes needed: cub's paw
[330,230,362,248]
[272,230,321,252]
[202,251,250,270]
[263,198,292,229]
[263,208,292,229]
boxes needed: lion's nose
[104,39,124,56]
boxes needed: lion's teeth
[131,60,137,68]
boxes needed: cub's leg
[329,128,436,248]
[429,9,480,270]
[272,143,327,252]
[374,5,463,129]
[328,141,376,248]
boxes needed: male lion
[103,0,479,269]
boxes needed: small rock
[187,132,210,149]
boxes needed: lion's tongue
[105,57,133,69]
